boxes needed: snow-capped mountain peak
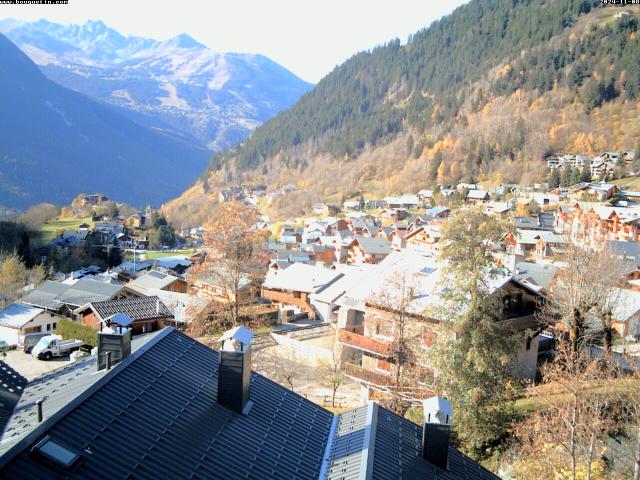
[0,19,313,151]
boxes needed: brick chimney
[422,396,453,470]
[217,326,253,414]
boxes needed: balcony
[261,288,316,319]
[338,329,392,357]
[342,362,394,387]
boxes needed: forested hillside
[166,0,640,224]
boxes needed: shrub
[56,318,97,347]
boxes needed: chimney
[422,396,453,470]
[156,298,161,315]
[97,326,132,372]
[217,326,253,414]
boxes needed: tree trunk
[586,429,596,480]
[570,308,584,365]
[570,397,578,480]
[634,417,640,480]
[603,311,613,359]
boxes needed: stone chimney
[217,326,253,414]
[422,396,453,470]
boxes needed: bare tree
[368,270,422,415]
[511,343,620,480]
[319,334,347,408]
[543,243,629,363]
[188,202,268,335]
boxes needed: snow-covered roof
[384,194,420,205]
[263,263,342,293]
[352,236,391,255]
[310,264,375,304]
[467,189,489,199]
[0,303,43,329]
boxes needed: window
[46,324,51,331]
[52,323,57,330]
[32,436,80,468]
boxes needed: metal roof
[352,236,391,255]
[18,281,69,310]
[127,271,181,291]
[321,403,376,480]
[18,280,122,310]
[0,333,159,457]
[0,329,334,479]
[0,304,44,329]
[0,328,498,479]
[56,279,123,307]
[321,402,499,480]
[0,362,27,440]
[102,312,135,327]
[88,296,173,321]
[372,407,498,479]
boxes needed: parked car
[23,332,50,354]
[31,335,85,360]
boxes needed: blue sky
[0,0,468,82]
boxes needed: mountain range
[0,32,210,209]
[165,0,640,225]
[0,19,313,151]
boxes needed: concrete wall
[0,312,62,346]
[512,335,540,380]
[270,333,334,365]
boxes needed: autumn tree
[509,344,621,480]
[0,253,45,309]
[188,202,268,335]
[432,208,520,459]
[18,203,59,229]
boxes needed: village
[0,148,640,477]
[2,150,640,414]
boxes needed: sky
[0,0,468,83]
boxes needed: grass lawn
[123,249,196,261]
[513,377,640,415]
[613,176,640,191]
[37,217,94,244]
[142,249,196,260]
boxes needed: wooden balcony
[338,329,392,357]
[342,362,394,387]
[261,288,316,319]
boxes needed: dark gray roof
[514,262,557,290]
[321,402,498,479]
[354,236,391,255]
[57,279,123,307]
[0,329,334,479]
[372,407,497,479]
[0,362,27,439]
[19,280,122,310]
[0,332,161,456]
[0,329,498,479]
[609,240,640,264]
[514,216,540,230]
[19,281,69,310]
[89,295,173,321]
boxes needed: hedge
[56,318,97,347]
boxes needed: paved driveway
[2,349,71,381]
